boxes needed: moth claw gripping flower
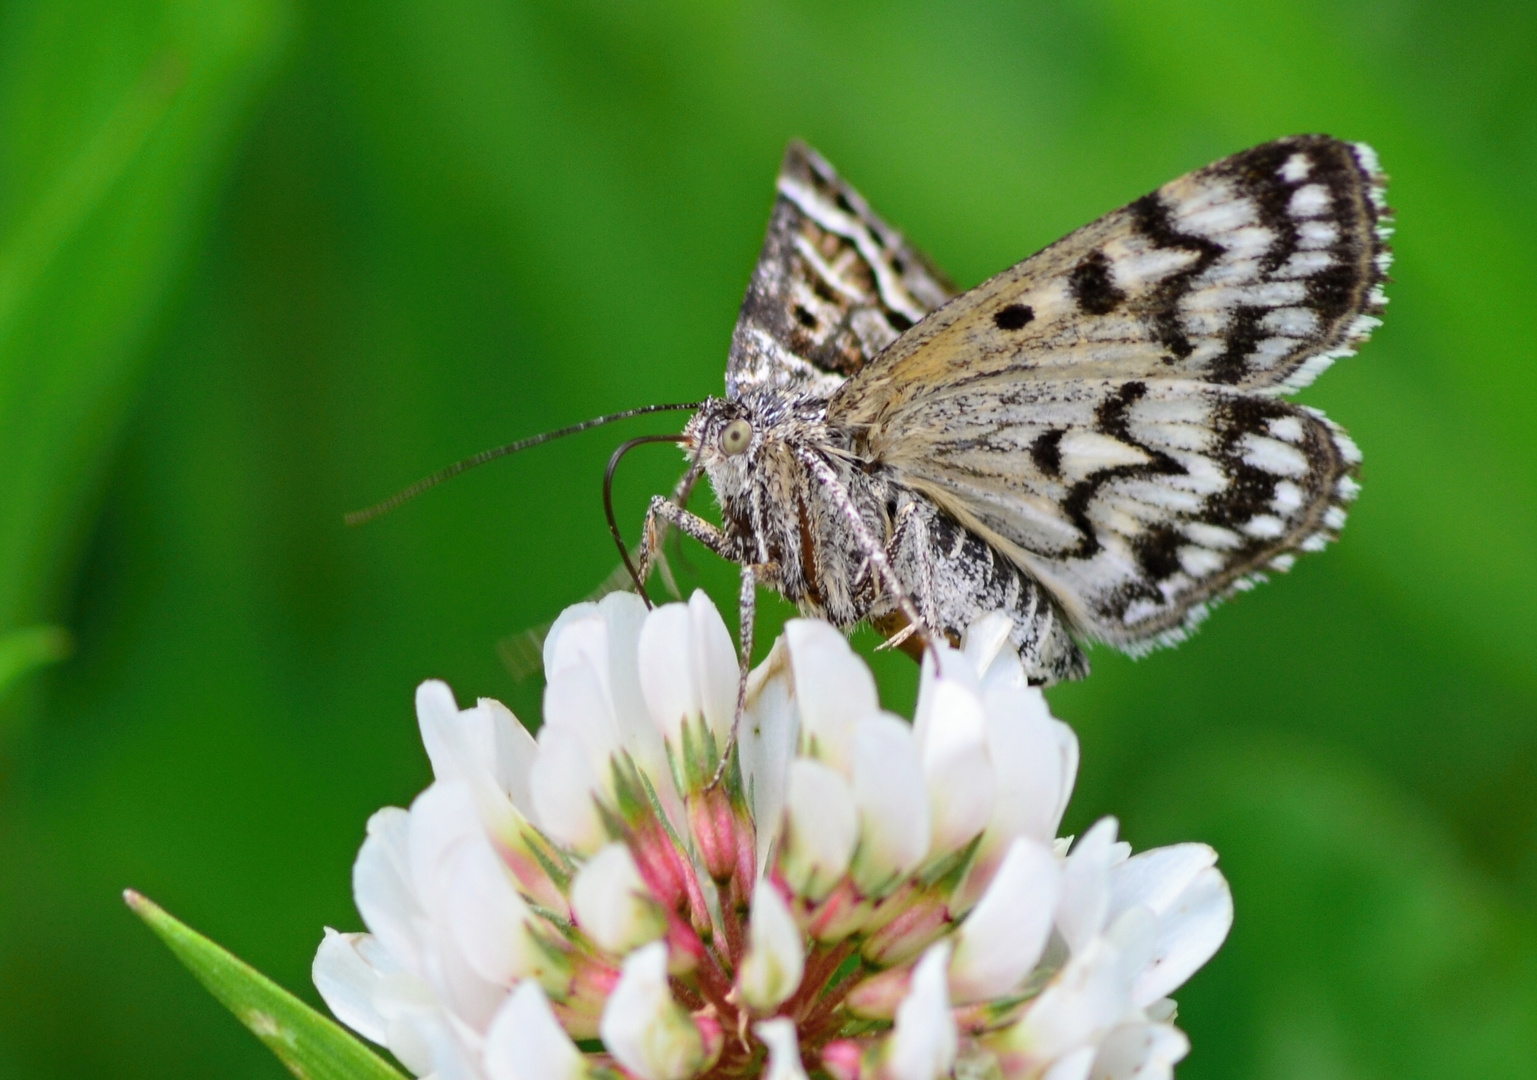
[315,591,1232,1080]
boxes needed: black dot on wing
[886,310,914,332]
[1030,428,1064,477]
[994,303,1035,330]
[835,192,856,215]
[794,306,817,329]
[1069,251,1127,315]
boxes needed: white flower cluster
[315,592,1232,1080]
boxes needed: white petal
[485,980,589,1080]
[1089,1022,1189,1080]
[416,683,533,849]
[407,781,485,921]
[688,589,739,741]
[600,942,704,1080]
[917,680,996,857]
[543,601,602,682]
[780,758,858,900]
[962,612,1015,683]
[1057,818,1119,954]
[638,592,739,767]
[529,724,608,853]
[886,942,957,1080]
[1131,868,1232,1005]
[481,697,540,819]
[638,602,700,745]
[914,641,978,750]
[1014,937,1135,1061]
[313,929,390,1045]
[740,642,800,873]
[949,838,1060,1002]
[754,1018,810,1080]
[353,807,424,976]
[1043,1046,1098,1080]
[416,679,468,784]
[416,914,509,1034]
[784,619,877,774]
[543,655,624,768]
[369,972,441,1075]
[984,687,1078,844]
[444,837,542,985]
[594,592,673,783]
[570,842,665,955]
[737,878,807,1011]
[1107,844,1215,921]
[851,713,930,895]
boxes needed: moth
[625,135,1390,686]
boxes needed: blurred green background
[2,0,1534,1077]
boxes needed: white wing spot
[1336,475,1362,501]
[1270,480,1304,513]
[1179,545,1227,577]
[1300,533,1330,552]
[1242,514,1287,539]
[1261,306,1320,337]
[1279,153,1313,183]
[1331,428,1363,465]
[1323,506,1348,530]
[1267,415,1305,443]
[1182,521,1243,549]
[1269,553,1297,572]
[1241,433,1310,478]
[1288,184,1331,219]
[1057,431,1151,482]
[1298,220,1339,249]
[1275,250,1336,279]
[1107,244,1202,290]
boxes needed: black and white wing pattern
[726,141,957,400]
[830,135,1391,649]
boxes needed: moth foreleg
[638,495,735,589]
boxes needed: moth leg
[638,494,735,589]
[708,560,779,791]
[875,498,942,653]
[793,448,941,666]
[652,467,703,600]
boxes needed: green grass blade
[124,891,408,1080]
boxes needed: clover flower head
[315,591,1232,1080]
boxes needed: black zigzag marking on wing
[1126,135,1389,387]
[1128,195,1223,364]
[1096,395,1360,628]
[1060,381,1184,571]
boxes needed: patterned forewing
[831,135,1390,429]
[726,141,957,400]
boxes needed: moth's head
[685,396,760,486]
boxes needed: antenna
[344,401,701,526]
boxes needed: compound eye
[720,418,753,456]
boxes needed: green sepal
[125,890,408,1080]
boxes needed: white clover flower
[314,591,1232,1080]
